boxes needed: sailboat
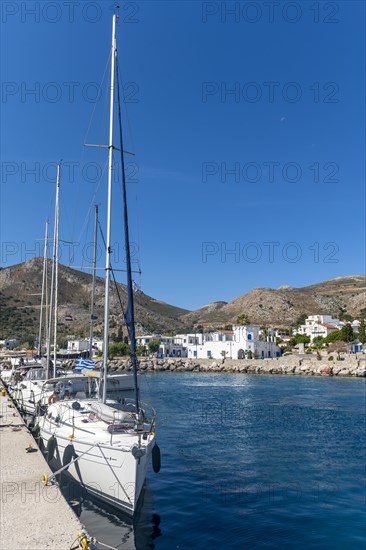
[36,13,160,515]
[12,168,63,414]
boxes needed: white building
[135,335,187,357]
[296,315,364,342]
[186,326,281,360]
[67,338,103,356]
[296,315,339,341]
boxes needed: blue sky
[1,1,365,310]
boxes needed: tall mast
[116,68,140,414]
[102,14,117,403]
[44,223,49,356]
[53,164,61,377]
[46,163,61,375]
[38,220,48,357]
[89,204,98,358]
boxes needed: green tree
[312,336,324,349]
[58,338,68,349]
[295,334,310,345]
[115,326,123,342]
[259,327,269,341]
[341,323,354,343]
[136,344,146,356]
[108,341,130,357]
[21,334,35,348]
[295,313,307,327]
[236,314,250,325]
[359,308,366,319]
[324,330,343,343]
[338,308,353,322]
[358,318,366,345]
[148,338,160,354]
[220,350,228,362]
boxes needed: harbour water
[61,373,365,549]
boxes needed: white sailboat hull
[37,400,156,515]
[40,430,152,514]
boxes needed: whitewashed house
[67,338,103,356]
[296,315,339,341]
[186,326,281,359]
[136,335,187,357]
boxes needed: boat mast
[116,67,140,414]
[102,14,117,403]
[89,204,98,359]
[38,220,48,357]
[46,163,61,375]
[53,164,60,377]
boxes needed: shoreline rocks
[1,354,364,378]
[90,355,366,377]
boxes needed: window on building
[248,334,252,340]
[207,351,211,357]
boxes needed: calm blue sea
[61,373,366,549]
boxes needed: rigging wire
[115,41,141,412]
[82,50,112,148]
[75,159,108,245]
[98,221,128,327]
[70,51,112,258]
[115,49,142,290]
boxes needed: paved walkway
[0,388,86,549]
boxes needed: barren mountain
[181,276,366,329]
[0,258,189,340]
[0,259,364,340]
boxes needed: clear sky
[1,1,365,311]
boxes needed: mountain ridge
[0,258,364,340]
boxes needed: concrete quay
[0,388,86,550]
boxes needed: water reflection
[59,477,160,550]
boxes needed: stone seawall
[92,355,366,377]
[1,355,364,377]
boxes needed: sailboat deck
[45,400,153,449]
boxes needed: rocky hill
[180,276,366,329]
[0,259,364,340]
[0,258,189,340]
